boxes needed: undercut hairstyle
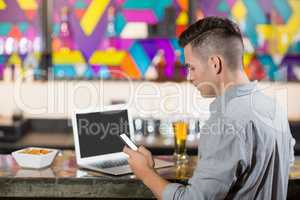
[179,17,244,71]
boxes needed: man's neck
[218,71,250,96]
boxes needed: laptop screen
[76,109,130,158]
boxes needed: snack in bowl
[12,147,58,169]
[19,149,51,155]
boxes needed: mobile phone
[119,134,138,151]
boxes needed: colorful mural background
[51,0,188,80]
[0,0,299,81]
[0,0,42,80]
[196,0,300,81]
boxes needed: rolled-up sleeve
[162,118,248,200]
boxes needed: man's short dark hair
[179,17,244,71]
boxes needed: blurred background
[0,0,300,155]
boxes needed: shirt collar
[209,81,258,113]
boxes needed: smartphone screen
[119,134,138,151]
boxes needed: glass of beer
[172,120,189,164]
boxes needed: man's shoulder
[225,90,277,122]
[203,114,247,137]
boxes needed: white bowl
[12,147,58,169]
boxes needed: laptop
[72,104,174,175]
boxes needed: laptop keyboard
[91,159,128,169]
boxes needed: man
[123,17,295,200]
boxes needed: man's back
[163,82,294,200]
[219,83,294,199]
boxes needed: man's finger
[138,146,152,157]
[138,145,149,154]
[123,146,134,157]
[137,146,154,168]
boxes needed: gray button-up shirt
[163,81,295,200]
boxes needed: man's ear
[208,55,222,75]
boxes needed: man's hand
[138,145,155,168]
[123,145,170,200]
[123,145,154,179]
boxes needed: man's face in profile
[184,44,217,98]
